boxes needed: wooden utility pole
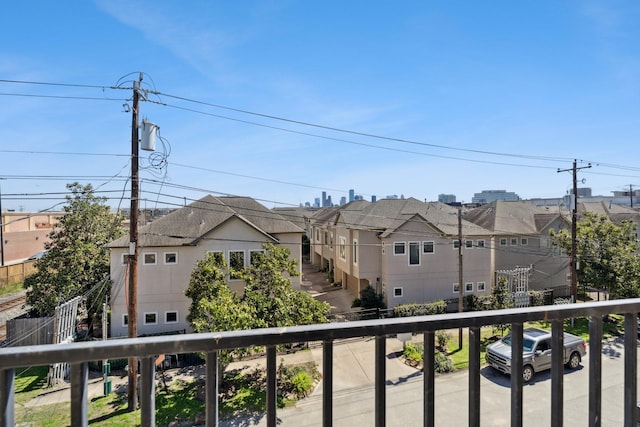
[127,73,142,411]
[458,207,464,349]
[558,160,591,307]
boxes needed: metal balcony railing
[1,298,639,427]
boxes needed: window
[408,242,420,265]
[394,242,406,255]
[465,282,474,293]
[453,283,460,293]
[143,252,157,265]
[229,251,245,279]
[477,240,485,248]
[510,237,518,246]
[324,231,328,245]
[521,238,528,246]
[144,312,157,325]
[393,287,403,297]
[477,281,486,291]
[465,240,473,249]
[165,311,178,324]
[423,241,434,254]
[353,239,358,265]
[250,250,264,265]
[121,253,128,265]
[499,238,508,246]
[207,251,224,264]
[316,228,320,242]
[164,252,177,264]
[122,314,128,327]
[453,240,460,249]
[339,236,347,260]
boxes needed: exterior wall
[493,219,570,292]
[380,223,492,309]
[0,212,61,263]
[110,217,303,337]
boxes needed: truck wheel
[523,365,534,383]
[567,352,581,369]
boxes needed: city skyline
[1,1,639,212]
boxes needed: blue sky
[1,1,639,212]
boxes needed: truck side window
[537,340,550,352]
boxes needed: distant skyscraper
[371,195,377,203]
[327,195,333,206]
[471,190,520,204]
[322,191,327,207]
[349,189,355,202]
[340,196,346,205]
[314,198,320,208]
[438,194,457,204]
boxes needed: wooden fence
[6,316,54,347]
[0,261,35,288]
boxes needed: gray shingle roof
[108,195,303,248]
[464,201,565,234]
[314,198,490,237]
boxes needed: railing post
[140,356,155,427]
[423,331,435,427]
[510,323,523,427]
[551,319,564,427]
[206,351,219,426]
[375,335,386,427]
[624,313,637,427]
[0,368,14,427]
[469,326,480,427]
[266,345,277,427]
[588,315,602,427]
[70,362,88,427]
[323,340,333,427]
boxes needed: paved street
[221,335,637,426]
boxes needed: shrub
[359,286,386,309]
[403,343,423,364]
[352,298,362,308]
[434,351,454,373]
[277,360,320,399]
[436,330,450,349]
[528,290,546,307]
[290,372,313,398]
[393,300,446,317]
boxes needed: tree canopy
[551,211,640,299]
[25,183,125,317]
[186,243,329,333]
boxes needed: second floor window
[394,242,406,255]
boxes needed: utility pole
[630,184,634,209]
[127,73,142,411]
[557,160,591,308]
[457,207,464,349]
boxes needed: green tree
[25,183,125,317]
[186,243,329,333]
[550,211,640,299]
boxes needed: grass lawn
[0,283,24,297]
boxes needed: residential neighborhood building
[464,201,571,294]
[309,198,493,309]
[0,211,62,264]
[108,195,304,337]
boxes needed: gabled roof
[464,200,566,234]
[578,201,640,224]
[314,197,490,237]
[108,195,303,248]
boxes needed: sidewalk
[301,261,354,315]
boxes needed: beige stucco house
[108,195,304,337]
[310,198,493,309]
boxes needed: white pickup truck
[486,327,587,383]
